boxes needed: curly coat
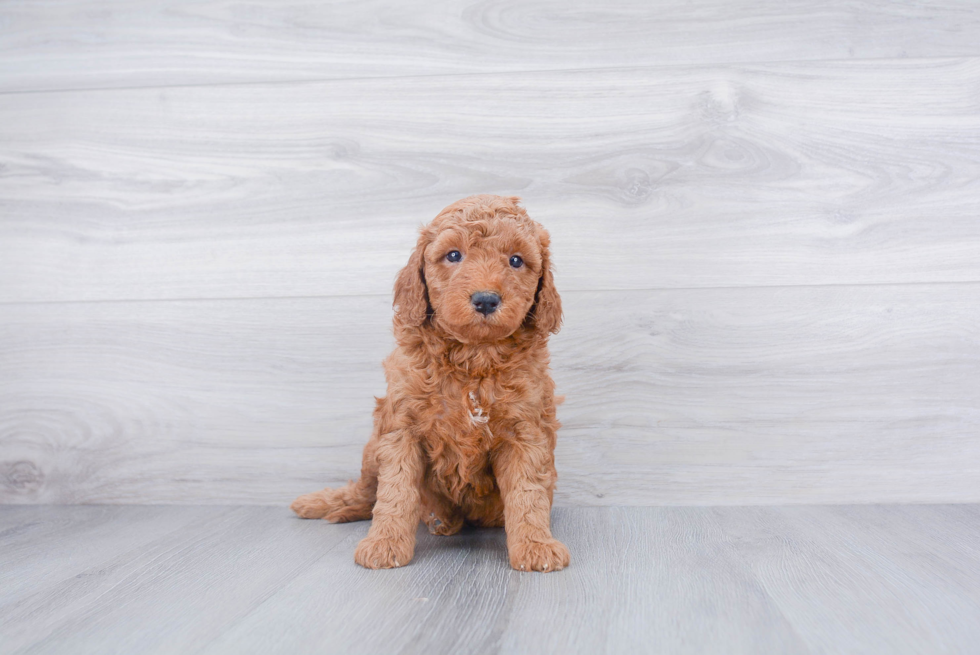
[291,195,569,572]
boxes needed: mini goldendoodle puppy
[291,194,568,572]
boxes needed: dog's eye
[446,250,462,263]
[509,255,524,268]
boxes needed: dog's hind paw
[425,512,463,536]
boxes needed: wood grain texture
[2,58,980,303]
[0,506,221,609]
[2,0,980,93]
[711,505,980,654]
[2,284,976,506]
[0,506,353,654]
[2,505,979,654]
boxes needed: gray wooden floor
[2,505,979,654]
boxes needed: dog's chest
[421,377,497,440]
[419,377,503,497]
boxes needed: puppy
[292,195,568,572]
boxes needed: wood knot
[1,460,44,496]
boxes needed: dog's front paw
[509,539,570,572]
[354,535,415,569]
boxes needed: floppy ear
[393,233,430,328]
[526,228,562,335]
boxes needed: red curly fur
[291,195,569,572]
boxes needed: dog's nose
[471,291,501,316]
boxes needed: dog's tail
[291,442,379,522]
[290,479,376,522]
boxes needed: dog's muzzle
[471,291,501,316]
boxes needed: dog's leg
[353,430,424,569]
[493,437,570,572]
[291,439,379,522]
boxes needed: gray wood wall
[1,0,978,506]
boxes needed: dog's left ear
[526,227,562,335]
[393,232,431,328]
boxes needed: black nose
[471,291,501,316]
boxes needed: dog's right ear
[393,232,430,328]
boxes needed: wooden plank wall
[1,0,978,505]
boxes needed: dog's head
[393,195,561,343]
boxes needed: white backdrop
[1,1,979,505]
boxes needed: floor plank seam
[3,279,980,308]
[3,53,980,97]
